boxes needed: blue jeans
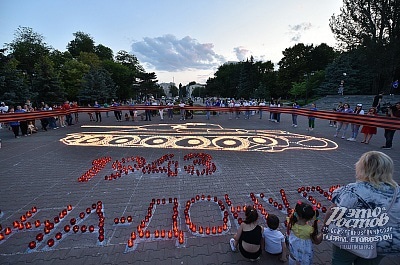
[332,245,383,265]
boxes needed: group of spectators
[0,100,78,138]
[329,100,400,149]
[1,96,400,150]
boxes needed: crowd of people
[0,100,78,138]
[1,96,399,150]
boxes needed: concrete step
[310,95,400,110]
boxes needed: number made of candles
[183,153,216,176]
[0,187,339,253]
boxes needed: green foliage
[206,60,275,99]
[67,31,95,58]
[5,26,50,75]
[80,68,116,104]
[95,44,113,61]
[33,55,65,104]
[329,0,400,91]
[60,59,90,101]
[0,57,32,105]
[169,85,179,97]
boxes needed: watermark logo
[322,206,393,248]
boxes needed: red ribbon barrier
[0,106,399,130]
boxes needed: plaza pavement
[0,110,399,265]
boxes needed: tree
[80,68,116,104]
[0,55,32,105]
[67,31,95,58]
[60,59,90,101]
[115,50,144,72]
[277,44,313,97]
[33,55,65,104]
[318,50,374,95]
[329,0,400,91]
[78,52,101,68]
[5,26,50,75]
[169,84,178,97]
[95,44,113,61]
[102,60,135,100]
[137,72,160,98]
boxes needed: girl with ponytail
[286,201,323,265]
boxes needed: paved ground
[0,110,399,265]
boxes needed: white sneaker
[293,125,298,127]
[349,138,356,142]
[230,238,237,252]
[347,137,353,141]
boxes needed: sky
[0,0,343,85]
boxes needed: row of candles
[79,153,218,183]
[0,186,342,250]
[78,157,111,182]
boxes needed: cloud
[288,22,313,42]
[233,46,251,61]
[130,34,225,72]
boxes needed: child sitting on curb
[262,214,288,262]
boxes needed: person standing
[158,100,165,120]
[308,103,317,131]
[144,99,152,121]
[360,107,378,144]
[205,98,211,120]
[372,92,383,113]
[287,201,323,264]
[103,101,109,118]
[128,99,135,121]
[269,98,277,122]
[94,101,102,122]
[347,103,364,141]
[381,102,400,149]
[258,100,266,119]
[62,100,73,126]
[112,100,122,122]
[275,98,281,123]
[228,100,234,120]
[0,102,9,129]
[167,101,174,120]
[334,103,353,139]
[292,102,300,127]
[71,101,79,123]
